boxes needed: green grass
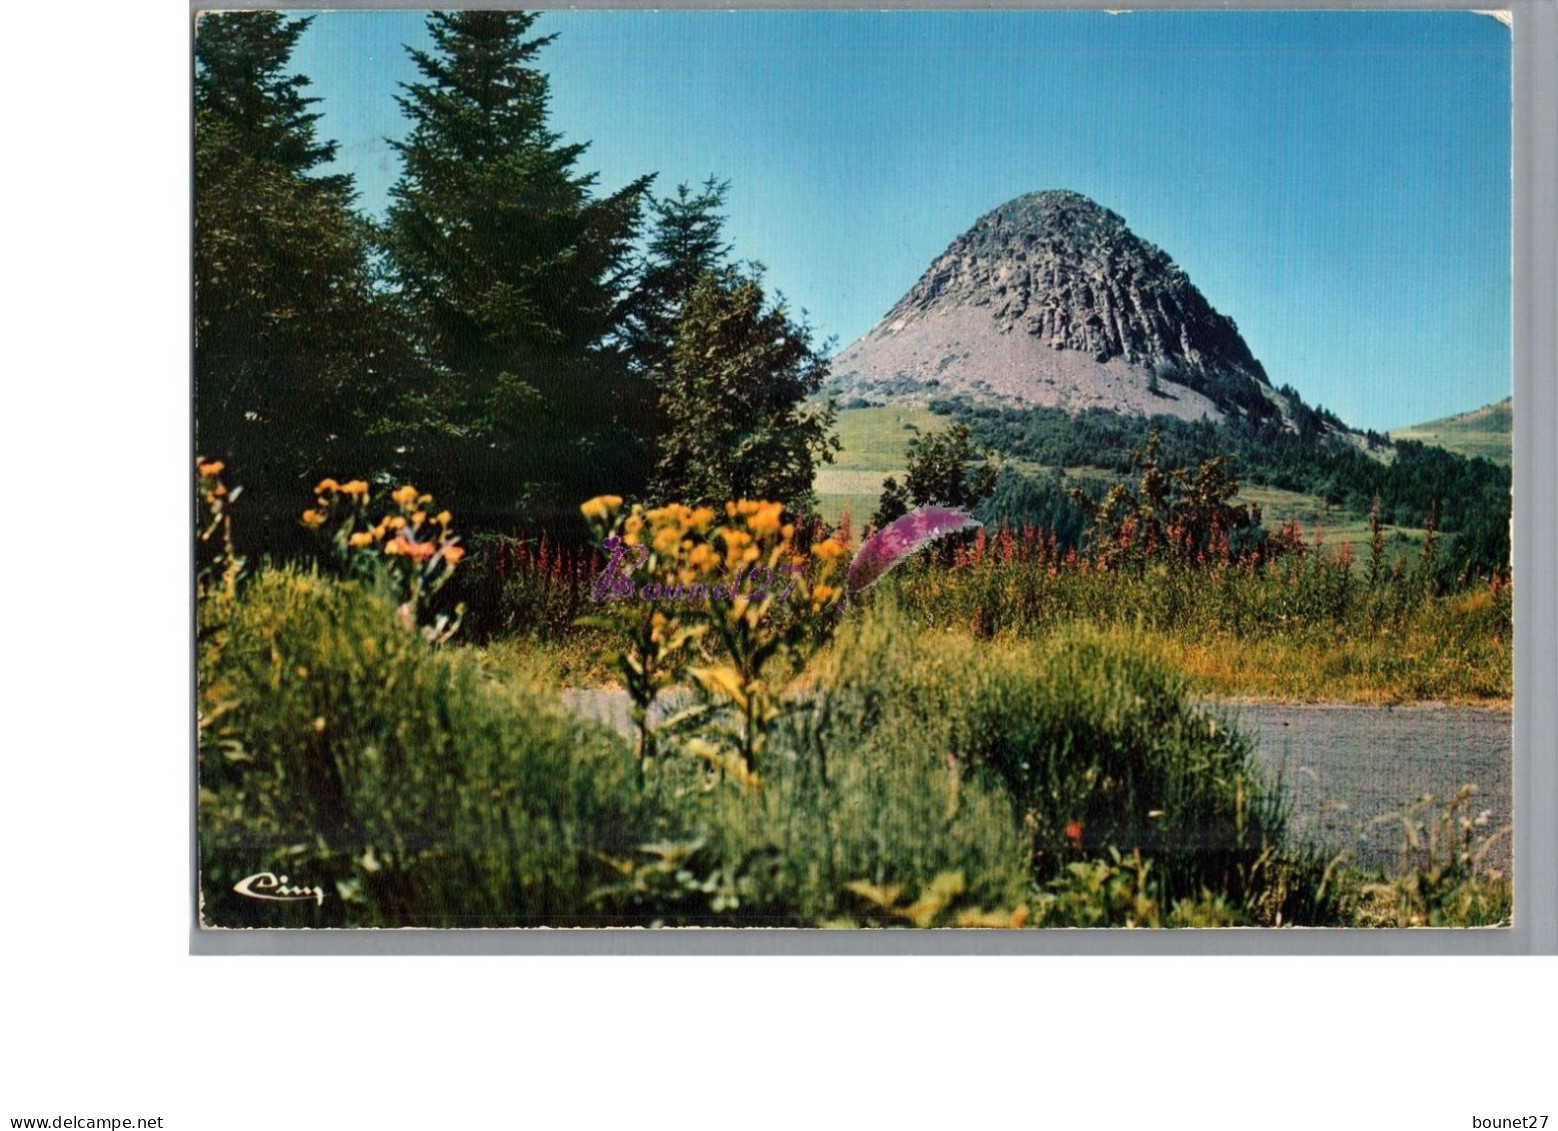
[814,404,939,524]
[816,405,1429,558]
[1235,484,1428,559]
[1389,398,1512,466]
[198,566,1510,927]
[828,404,941,469]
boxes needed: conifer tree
[195,12,397,529]
[651,267,838,514]
[623,177,732,375]
[385,11,652,527]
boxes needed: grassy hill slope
[1390,398,1511,466]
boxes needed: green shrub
[812,601,1331,922]
[198,567,660,927]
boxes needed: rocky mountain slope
[832,191,1301,428]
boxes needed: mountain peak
[834,190,1286,426]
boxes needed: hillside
[1390,398,1511,466]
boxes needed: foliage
[817,604,1308,916]
[1351,786,1512,927]
[872,421,997,529]
[622,177,733,377]
[1070,428,1260,569]
[194,12,407,538]
[384,11,654,526]
[877,515,1510,702]
[301,477,467,641]
[196,566,1023,928]
[197,554,1502,927]
[195,459,243,605]
[578,495,847,774]
[197,568,662,927]
[650,268,839,515]
[943,400,1511,578]
[973,466,1088,552]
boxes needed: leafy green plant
[302,477,466,641]
[197,568,663,927]
[1355,786,1512,927]
[578,495,847,778]
[812,601,1317,920]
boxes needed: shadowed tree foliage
[384,11,653,530]
[872,422,998,529]
[1069,428,1260,568]
[194,11,405,538]
[651,267,838,515]
[624,177,732,377]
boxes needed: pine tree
[385,11,652,528]
[871,423,997,528]
[651,267,838,514]
[623,177,732,375]
[195,12,399,532]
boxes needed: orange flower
[441,545,466,565]
[197,460,225,477]
[348,531,375,548]
[580,495,623,525]
[392,485,419,508]
[1064,820,1084,846]
[340,480,370,498]
[300,509,325,529]
[747,502,784,537]
[386,537,435,561]
[314,477,339,494]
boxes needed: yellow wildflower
[348,532,374,548]
[435,510,452,527]
[392,485,419,508]
[652,526,682,555]
[580,495,623,525]
[747,502,783,537]
[340,480,370,498]
[300,509,325,529]
[314,477,339,494]
[811,540,846,564]
[197,460,225,477]
[386,515,407,531]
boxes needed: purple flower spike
[847,505,982,594]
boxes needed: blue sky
[289,10,1510,432]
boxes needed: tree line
[937,399,1511,577]
[195,11,836,551]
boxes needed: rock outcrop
[832,190,1290,425]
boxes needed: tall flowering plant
[578,496,848,781]
[303,479,467,642]
[195,459,243,605]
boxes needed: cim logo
[232,871,325,906]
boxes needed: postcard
[194,9,1512,929]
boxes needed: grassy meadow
[197,460,1512,929]
[812,404,939,526]
[818,405,1437,560]
[1389,398,1512,466]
